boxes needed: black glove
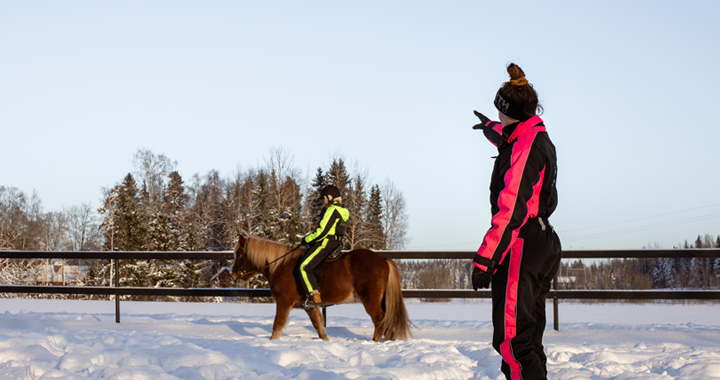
[472,267,492,290]
[299,240,310,249]
[472,110,491,130]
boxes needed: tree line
[0,148,409,297]
[558,234,720,291]
[396,234,720,296]
[4,147,719,298]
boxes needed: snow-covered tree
[163,171,188,250]
[37,211,68,251]
[98,186,124,251]
[117,173,147,252]
[66,202,102,251]
[237,171,260,236]
[364,184,385,250]
[265,148,303,244]
[133,148,177,214]
[344,170,367,250]
[306,167,326,229]
[148,210,174,252]
[189,170,227,251]
[326,157,350,197]
[381,179,409,250]
[254,170,272,239]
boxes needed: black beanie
[320,185,341,202]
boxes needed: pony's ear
[235,231,248,252]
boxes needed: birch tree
[66,202,101,251]
[265,148,303,244]
[133,148,177,213]
[381,179,409,250]
[344,169,368,250]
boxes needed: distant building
[34,260,88,286]
[555,276,577,289]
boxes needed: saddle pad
[325,246,346,262]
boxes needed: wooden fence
[1,249,719,330]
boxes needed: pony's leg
[351,255,390,342]
[304,307,329,341]
[358,290,386,342]
[271,301,293,340]
[368,306,385,342]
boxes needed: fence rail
[4,248,720,260]
[1,249,719,329]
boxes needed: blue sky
[2,1,719,251]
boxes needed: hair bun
[507,63,528,86]
[496,62,541,120]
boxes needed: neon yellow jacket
[303,202,349,244]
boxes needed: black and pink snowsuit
[473,115,562,380]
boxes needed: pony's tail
[379,258,413,341]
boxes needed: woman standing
[472,63,561,380]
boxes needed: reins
[264,243,303,269]
[215,239,305,283]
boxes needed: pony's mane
[246,237,304,273]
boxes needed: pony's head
[231,233,260,282]
[231,234,302,280]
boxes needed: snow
[0,299,718,379]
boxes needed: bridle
[231,239,256,281]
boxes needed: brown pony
[230,234,412,342]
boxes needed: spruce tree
[151,212,182,294]
[238,173,259,236]
[277,177,303,244]
[179,257,208,301]
[192,170,227,251]
[115,174,149,292]
[695,235,704,248]
[652,258,667,288]
[223,173,244,250]
[344,173,367,250]
[149,210,174,252]
[306,167,326,228]
[164,171,187,249]
[117,174,147,251]
[326,158,350,197]
[255,170,272,239]
[181,222,203,251]
[364,184,385,250]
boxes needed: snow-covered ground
[0,299,718,379]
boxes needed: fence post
[553,274,559,331]
[114,257,120,323]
